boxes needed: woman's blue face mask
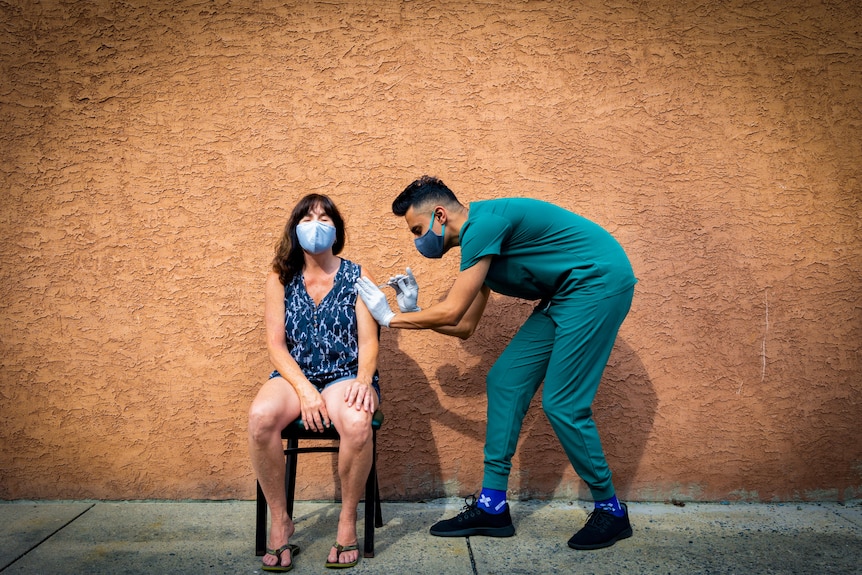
[296,220,336,254]
[414,213,445,259]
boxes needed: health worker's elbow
[440,309,465,328]
[454,326,475,340]
[449,318,478,340]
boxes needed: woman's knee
[335,411,372,447]
[248,399,283,442]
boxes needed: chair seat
[282,409,385,439]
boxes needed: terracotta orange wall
[1,0,859,502]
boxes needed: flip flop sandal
[324,542,359,569]
[262,543,301,572]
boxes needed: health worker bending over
[356,176,636,551]
[249,194,379,571]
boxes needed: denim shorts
[269,370,381,399]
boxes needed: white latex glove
[355,276,396,327]
[388,267,420,312]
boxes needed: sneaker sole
[567,526,633,550]
[429,525,516,538]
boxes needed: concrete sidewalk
[1,499,860,574]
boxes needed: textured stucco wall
[1,0,859,502]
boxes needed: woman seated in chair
[249,193,380,571]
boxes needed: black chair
[255,410,384,558]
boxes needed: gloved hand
[355,277,396,327]
[388,267,420,312]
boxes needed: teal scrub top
[459,198,636,302]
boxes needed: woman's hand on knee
[299,388,330,432]
[343,379,376,412]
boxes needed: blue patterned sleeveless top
[280,259,379,390]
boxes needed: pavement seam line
[465,537,479,575]
[0,503,96,573]
[832,505,862,529]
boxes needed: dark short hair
[392,175,459,216]
[272,194,346,284]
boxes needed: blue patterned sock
[477,487,508,515]
[595,495,625,517]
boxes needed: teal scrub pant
[482,287,634,501]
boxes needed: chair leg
[373,430,382,528]
[255,481,268,556]
[363,468,375,558]
[374,472,383,528]
[363,430,380,558]
[285,437,299,519]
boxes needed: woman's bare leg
[248,376,301,568]
[321,381,378,565]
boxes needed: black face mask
[414,214,445,259]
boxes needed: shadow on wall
[376,327,487,500]
[377,294,656,503]
[514,338,657,502]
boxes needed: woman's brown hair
[271,194,346,285]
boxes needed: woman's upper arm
[355,270,380,351]
[264,271,287,349]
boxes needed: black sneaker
[567,503,633,550]
[429,495,516,537]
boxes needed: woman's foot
[325,541,359,568]
[262,544,300,572]
[325,515,359,566]
[263,518,296,569]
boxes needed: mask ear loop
[435,211,447,248]
[434,209,444,232]
[440,209,448,238]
